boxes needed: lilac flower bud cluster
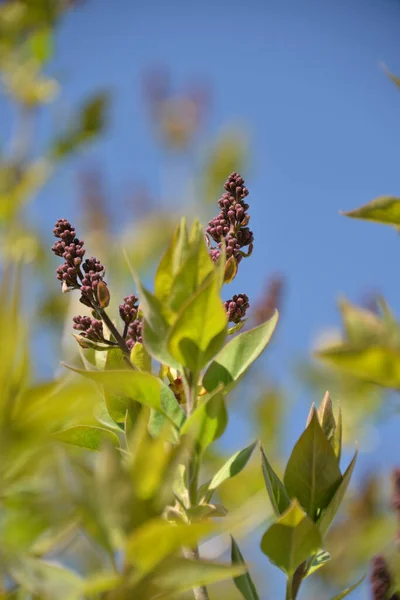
[369,555,398,600]
[126,318,143,351]
[118,294,143,350]
[223,293,249,324]
[72,315,104,343]
[207,172,254,264]
[52,219,107,307]
[119,294,139,324]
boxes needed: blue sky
[31,0,400,597]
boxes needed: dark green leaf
[317,450,357,537]
[231,536,260,600]
[260,444,290,516]
[204,441,257,499]
[284,412,342,520]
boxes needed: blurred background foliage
[0,0,398,598]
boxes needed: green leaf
[62,365,185,429]
[260,499,322,576]
[201,441,257,501]
[152,557,246,596]
[332,404,342,463]
[260,444,290,516]
[126,518,214,574]
[130,342,152,372]
[167,275,227,374]
[180,391,227,453]
[154,218,189,304]
[168,222,214,313]
[330,576,366,599]
[317,392,336,443]
[317,450,357,537]
[203,311,278,394]
[284,411,342,520]
[53,425,120,451]
[224,255,238,284]
[132,273,180,369]
[231,536,260,600]
[30,28,54,63]
[341,196,400,226]
[316,343,400,390]
[306,550,331,577]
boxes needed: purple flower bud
[223,293,249,324]
[53,218,76,243]
[119,294,139,325]
[370,555,394,600]
[126,316,143,350]
[73,315,104,343]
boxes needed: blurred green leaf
[260,499,322,576]
[53,425,120,451]
[154,218,190,304]
[260,444,290,517]
[341,196,400,226]
[284,411,342,520]
[126,518,214,574]
[330,576,366,599]
[29,28,53,63]
[316,343,400,390]
[203,311,278,394]
[231,536,260,600]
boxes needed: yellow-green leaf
[341,196,400,226]
[53,425,120,451]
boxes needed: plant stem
[285,578,293,600]
[98,308,137,370]
[183,369,210,600]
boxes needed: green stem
[184,369,209,600]
[286,577,293,600]
[98,308,137,370]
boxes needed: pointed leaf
[342,196,400,226]
[180,391,227,453]
[317,392,336,442]
[284,412,342,520]
[317,450,357,537]
[332,405,342,463]
[203,311,278,394]
[260,444,290,516]
[231,536,260,600]
[260,500,322,576]
[154,219,189,303]
[53,425,120,451]
[205,441,257,498]
[330,576,366,599]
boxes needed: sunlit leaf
[181,390,227,453]
[341,196,400,226]
[203,311,278,394]
[260,500,322,576]
[305,550,331,577]
[203,441,257,500]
